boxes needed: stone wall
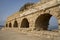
[3,0,60,40]
[5,0,60,31]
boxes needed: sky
[48,16,58,30]
[0,0,39,25]
[0,0,58,29]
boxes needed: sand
[0,29,60,40]
[0,30,41,40]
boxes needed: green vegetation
[19,3,34,11]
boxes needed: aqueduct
[5,0,60,31]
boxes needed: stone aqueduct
[5,0,60,31]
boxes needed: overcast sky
[0,0,58,29]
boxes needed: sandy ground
[0,30,41,40]
[0,29,60,40]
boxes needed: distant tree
[19,2,34,11]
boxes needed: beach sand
[0,29,41,40]
[0,28,60,40]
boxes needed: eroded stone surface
[4,0,60,39]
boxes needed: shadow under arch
[6,24,8,27]
[21,18,29,28]
[9,23,12,27]
[13,20,18,27]
[35,13,53,31]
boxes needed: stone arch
[6,24,8,27]
[35,13,52,31]
[9,23,12,27]
[13,20,18,27]
[21,18,29,28]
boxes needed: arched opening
[21,18,29,28]
[9,23,12,27]
[13,20,18,27]
[35,13,58,31]
[6,24,8,27]
[48,16,58,31]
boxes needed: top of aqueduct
[7,0,60,22]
